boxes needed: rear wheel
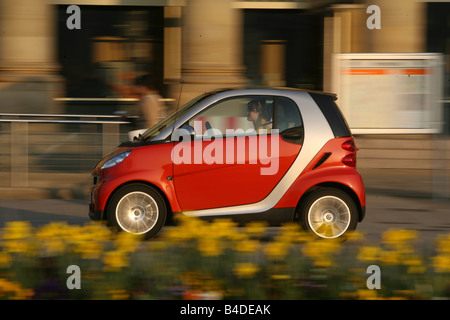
[299,188,357,239]
[107,184,167,239]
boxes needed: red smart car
[89,88,366,239]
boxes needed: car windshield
[136,92,214,142]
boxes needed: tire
[107,184,167,239]
[298,188,358,239]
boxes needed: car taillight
[341,139,357,167]
[342,154,356,167]
[341,139,356,152]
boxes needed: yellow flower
[0,278,34,300]
[81,222,113,242]
[393,290,417,299]
[244,221,269,237]
[357,246,382,262]
[108,289,130,300]
[435,234,450,255]
[355,289,379,300]
[432,255,450,273]
[167,215,222,242]
[114,231,142,253]
[35,222,73,256]
[198,238,223,256]
[407,265,427,274]
[1,221,34,254]
[209,218,245,242]
[0,252,12,268]
[382,229,417,249]
[61,224,112,259]
[264,241,290,259]
[162,226,193,242]
[234,239,260,253]
[301,239,341,266]
[271,274,291,280]
[402,254,423,266]
[75,241,104,260]
[277,223,311,243]
[226,229,247,242]
[1,221,32,240]
[346,230,365,242]
[380,250,401,265]
[103,250,129,270]
[233,262,260,278]
[313,257,334,267]
[209,219,238,238]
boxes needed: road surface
[0,193,449,247]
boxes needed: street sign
[332,53,443,134]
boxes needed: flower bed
[0,216,449,300]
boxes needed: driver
[247,99,272,134]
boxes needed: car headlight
[101,150,132,169]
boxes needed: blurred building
[0,0,446,112]
[0,0,449,197]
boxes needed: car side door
[172,95,303,212]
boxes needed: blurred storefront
[0,0,331,114]
[0,0,450,116]
[0,0,449,132]
[0,0,63,114]
[0,0,449,198]
[427,1,450,135]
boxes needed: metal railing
[0,113,134,188]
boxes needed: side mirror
[172,125,196,142]
[128,129,147,141]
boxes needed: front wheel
[107,184,167,239]
[298,188,358,239]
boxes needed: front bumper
[89,176,105,221]
[89,204,104,221]
[89,184,105,221]
[359,206,366,222]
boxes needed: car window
[309,92,351,138]
[140,91,214,142]
[188,95,274,138]
[275,97,302,132]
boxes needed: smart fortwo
[89,88,366,239]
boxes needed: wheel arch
[295,182,364,222]
[104,180,174,225]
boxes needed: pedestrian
[133,74,165,130]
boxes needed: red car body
[89,88,365,239]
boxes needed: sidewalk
[360,168,450,200]
[0,172,91,200]
[0,169,448,201]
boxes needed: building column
[323,4,368,92]
[177,0,246,105]
[0,0,63,113]
[368,0,426,53]
[164,7,182,83]
[260,40,286,87]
